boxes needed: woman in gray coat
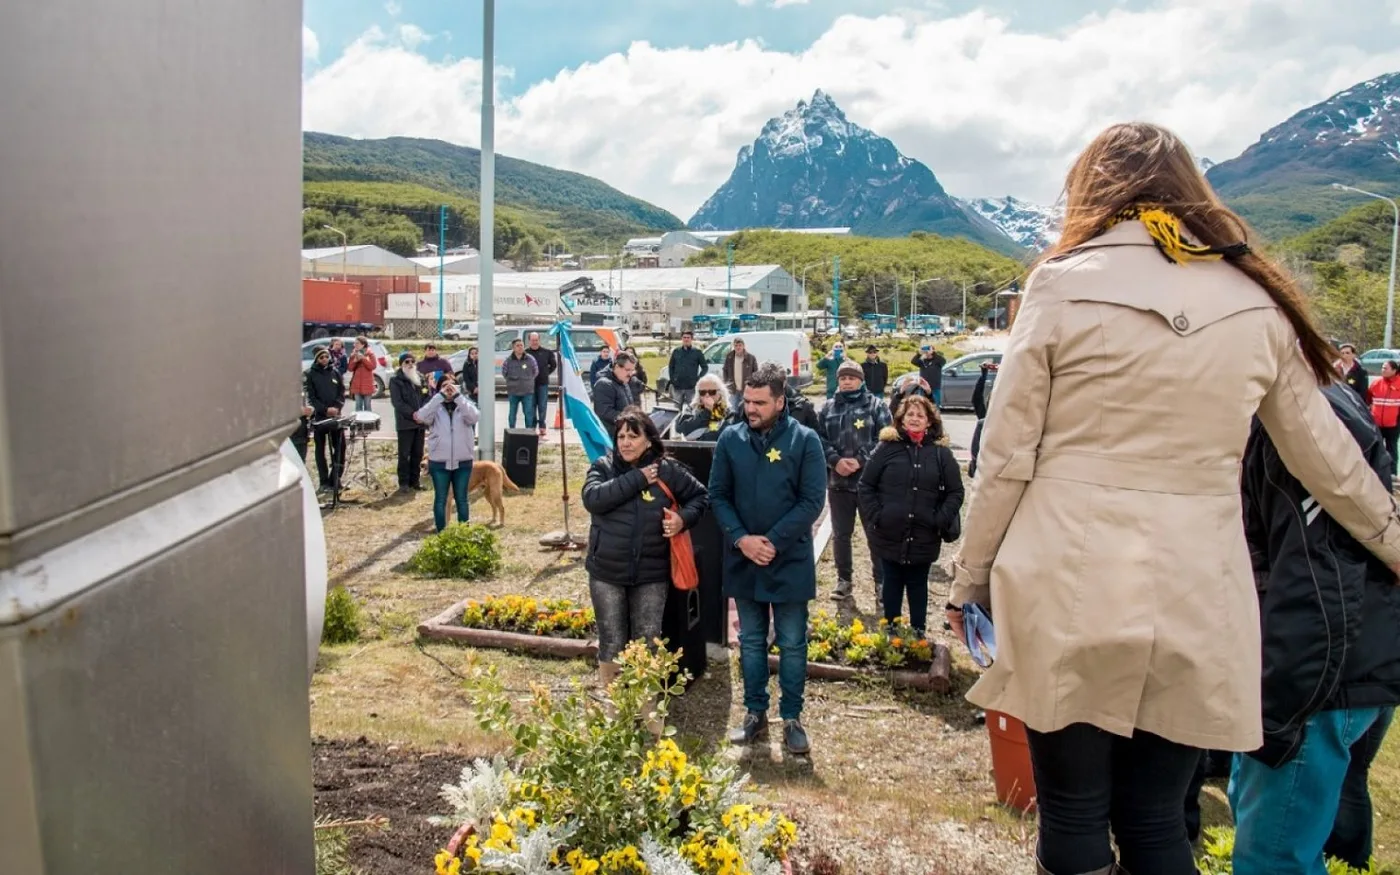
[414,375,480,531]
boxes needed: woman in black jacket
[857,393,964,634]
[582,406,708,690]
[458,346,480,403]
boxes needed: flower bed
[765,612,952,692]
[417,595,599,659]
[431,644,797,875]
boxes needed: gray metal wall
[0,0,312,871]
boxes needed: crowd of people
[574,120,1400,875]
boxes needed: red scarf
[906,429,926,445]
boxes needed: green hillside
[1279,202,1396,350]
[686,229,1028,320]
[302,133,682,256]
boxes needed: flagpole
[476,0,497,461]
[539,318,583,551]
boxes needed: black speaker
[664,440,728,647]
[503,429,539,489]
[662,585,706,685]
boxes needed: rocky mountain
[689,91,1021,255]
[1207,71,1400,240]
[962,196,1062,250]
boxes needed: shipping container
[302,278,383,327]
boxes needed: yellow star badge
[641,490,655,502]
[853,418,866,429]
[766,448,782,463]
[708,421,720,431]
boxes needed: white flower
[638,836,702,875]
[429,757,515,829]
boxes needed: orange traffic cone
[554,405,564,430]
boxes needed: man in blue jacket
[709,363,827,755]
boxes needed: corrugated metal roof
[301,245,374,260]
[414,265,791,293]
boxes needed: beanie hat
[837,359,863,380]
[398,351,413,364]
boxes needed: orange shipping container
[302,278,381,326]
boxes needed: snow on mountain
[960,196,1062,251]
[689,90,1019,254]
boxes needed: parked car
[442,321,477,340]
[655,330,813,396]
[1360,348,1400,378]
[448,324,629,395]
[891,351,1002,410]
[299,337,392,397]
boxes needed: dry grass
[313,441,1400,873]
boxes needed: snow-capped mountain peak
[960,195,1062,251]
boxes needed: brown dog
[467,459,520,525]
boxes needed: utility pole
[832,255,840,329]
[323,224,347,280]
[1332,183,1399,348]
[962,279,969,334]
[437,204,446,336]
[726,243,734,315]
[476,0,497,460]
[893,273,900,324]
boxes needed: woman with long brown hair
[949,122,1400,875]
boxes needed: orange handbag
[655,479,700,591]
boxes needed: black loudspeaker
[664,440,727,648]
[662,585,706,685]
[503,429,539,489]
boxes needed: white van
[656,330,813,395]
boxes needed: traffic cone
[554,405,564,430]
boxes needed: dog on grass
[417,457,520,525]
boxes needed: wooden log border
[417,596,599,659]
[764,642,951,692]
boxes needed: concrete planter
[417,597,599,659]
[765,642,952,692]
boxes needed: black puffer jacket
[674,404,729,441]
[304,362,346,418]
[389,371,431,431]
[591,371,636,438]
[857,426,964,564]
[582,451,709,586]
[1242,382,1400,767]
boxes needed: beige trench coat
[952,221,1400,752]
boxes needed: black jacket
[816,388,892,491]
[1340,360,1370,403]
[458,359,480,400]
[668,345,708,391]
[911,351,947,390]
[858,426,964,564]
[971,367,994,420]
[525,345,556,387]
[1242,382,1400,767]
[389,371,430,431]
[304,362,345,418]
[583,451,709,586]
[674,404,729,441]
[592,371,636,438]
[861,359,889,396]
[968,418,985,480]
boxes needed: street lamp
[322,224,348,281]
[909,276,942,326]
[798,261,825,307]
[1333,183,1399,348]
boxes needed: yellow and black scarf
[1106,205,1250,265]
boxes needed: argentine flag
[549,322,613,463]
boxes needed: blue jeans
[932,387,943,407]
[1229,707,1388,875]
[734,598,808,720]
[427,460,472,531]
[507,394,536,429]
[1327,707,1394,868]
[353,394,373,412]
[534,384,550,429]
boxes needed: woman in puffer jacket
[582,406,708,692]
[413,374,480,532]
[857,393,964,634]
[672,373,730,440]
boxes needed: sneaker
[727,711,768,745]
[831,579,853,601]
[783,718,810,755]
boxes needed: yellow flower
[566,848,601,875]
[484,816,516,852]
[434,849,455,875]
[508,806,538,829]
[850,618,865,635]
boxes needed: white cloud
[398,24,430,50]
[385,0,402,16]
[303,3,1400,219]
[302,25,320,62]
[772,0,811,6]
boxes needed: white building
[301,244,420,278]
[408,252,516,275]
[383,264,800,334]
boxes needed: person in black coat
[304,346,347,492]
[1337,343,1371,404]
[592,352,638,440]
[389,352,431,491]
[1232,381,1400,870]
[672,373,730,440]
[525,332,558,436]
[582,407,708,691]
[911,343,947,406]
[857,393,964,634]
[667,330,709,404]
[861,345,889,398]
[457,346,481,404]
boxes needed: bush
[322,586,362,645]
[409,523,502,579]
[1197,827,1377,874]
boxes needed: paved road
[364,394,978,459]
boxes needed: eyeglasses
[698,389,719,397]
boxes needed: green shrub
[408,523,502,579]
[1198,827,1378,874]
[322,586,362,645]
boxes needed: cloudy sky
[302,0,1400,221]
